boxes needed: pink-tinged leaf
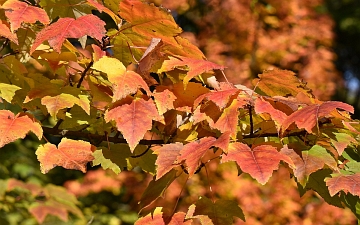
[1,0,50,32]
[154,89,177,115]
[154,143,183,180]
[254,97,287,130]
[139,170,177,210]
[104,98,161,151]
[30,14,106,54]
[329,133,357,155]
[0,110,42,148]
[36,138,95,174]
[222,143,292,184]
[177,137,217,177]
[159,56,225,87]
[325,173,360,197]
[168,212,192,225]
[0,20,18,44]
[7,179,42,196]
[194,88,239,109]
[193,196,245,224]
[29,200,68,223]
[280,145,336,186]
[213,99,245,138]
[213,131,232,153]
[281,101,354,134]
[86,0,120,23]
[135,207,165,225]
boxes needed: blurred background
[1,0,360,224]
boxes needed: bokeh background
[1,0,360,224]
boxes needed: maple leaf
[0,110,42,148]
[29,200,68,223]
[1,0,50,32]
[194,88,240,110]
[222,142,293,184]
[30,14,106,54]
[325,173,360,197]
[0,20,18,44]
[7,179,42,196]
[86,0,120,24]
[177,137,217,177]
[92,56,151,101]
[104,98,161,151]
[327,132,357,155]
[154,142,183,180]
[139,170,177,210]
[280,145,337,186]
[158,56,225,87]
[213,99,246,138]
[153,89,177,115]
[192,196,245,224]
[0,83,21,103]
[119,0,182,45]
[36,138,95,173]
[254,97,288,130]
[41,93,90,117]
[135,207,165,225]
[281,101,354,134]
[92,145,131,174]
[252,69,312,97]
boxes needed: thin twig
[77,61,93,88]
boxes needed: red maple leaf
[30,14,106,54]
[325,174,360,197]
[159,56,225,87]
[105,98,162,151]
[1,0,50,32]
[154,142,183,180]
[153,89,177,115]
[222,142,293,184]
[177,137,217,177]
[135,207,165,225]
[254,97,288,130]
[29,200,68,223]
[0,110,42,148]
[281,101,354,134]
[36,138,95,173]
[194,88,239,110]
[0,20,18,44]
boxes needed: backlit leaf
[222,143,293,184]
[30,14,106,54]
[39,0,92,19]
[159,56,225,87]
[329,132,357,155]
[135,207,165,225]
[177,137,217,177]
[0,20,18,44]
[153,89,177,115]
[105,98,161,151]
[154,142,183,180]
[1,0,50,32]
[194,88,239,110]
[253,69,312,97]
[139,170,177,210]
[281,101,354,134]
[326,173,360,197]
[86,0,120,23]
[29,200,68,223]
[0,83,21,102]
[92,144,131,174]
[36,138,95,173]
[193,196,245,224]
[254,97,287,131]
[128,145,157,173]
[0,110,42,148]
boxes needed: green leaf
[39,0,92,19]
[341,193,360,220]
[139,170,177,210]
[298,169,343,207]
[193,196,245,224]
[92,144,131,174]
[0,83,21,102]
[128,145,157,174]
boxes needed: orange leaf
[281,101,354,134]
[1,0,49,32]
[254,97,287,131]
[325,174,360,197]
[0,20,18,44]
[36,138,95,173]
[29,200,68,223]
[105,98,162,151]
[86,0,120,24]
[222,143,292,184]
[0,110,42,148]
[30,14,106,54]
[159,56,225,87]
[252,69,312,97]
[177,137,216,177]
[153,89,177,115]
[194,88,239,109]
[154,142,183,180]
[135,207,165,225]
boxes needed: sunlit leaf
[0,110,42,148]
[153,89,177,115]
[135,207,165,225]
[0,83,21,102]
[154,142,183,180]
[0,20,18,44]
[36,138,95,173]
[254,97,287,131]
[326,173,360,197]
[1,0,50,32]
